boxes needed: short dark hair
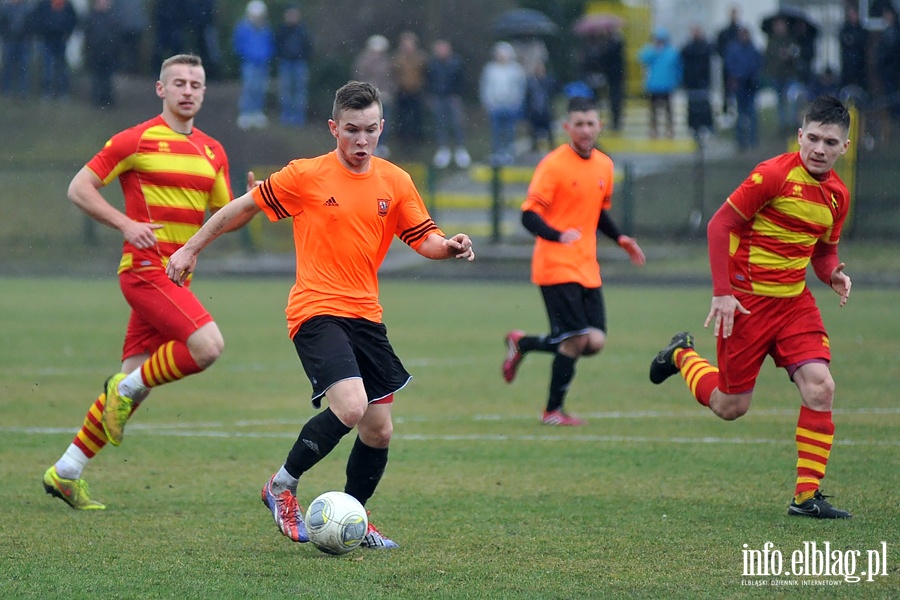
[159,54,203,81]
[567,96,597,114]
[803,95,850,132]
[333,81,382,121]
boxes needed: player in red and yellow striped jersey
[43,55,254,510]
[166,81,474,548]
[650,95,854,518]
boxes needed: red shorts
[119,269,213,361]
[716,288,830,394]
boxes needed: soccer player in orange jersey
[649,95,853,518]
[166,81,475,548]
[42,54,255,510]
[502,96,646,426]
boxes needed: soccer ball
[305,491,368,555]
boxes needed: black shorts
[540,283,606,343]
[292,316,412,408]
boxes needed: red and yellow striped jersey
[252,152,443,336]
[85,115,232,273]
[726,152,849,297]
[521,144,614,288]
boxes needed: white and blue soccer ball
[306,491,368,555]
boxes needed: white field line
[4,407,898,446]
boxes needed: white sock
[118,368,148,399]
[55,444,90,480]
[272,466,299,495]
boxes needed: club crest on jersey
[377,198,391,217]
[205,145,216,160]
[831,193,839,211]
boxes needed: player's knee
[804,378,835,411]
[712,393,751,421]
[187,327,225,368]
[718,404,749,421]
[191,339,223,369]
[583,329,606,356]
[359,421,393,448]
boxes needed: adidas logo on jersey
[324,197,339,207]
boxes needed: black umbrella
[491,8,558,38]
[761,6,819,38]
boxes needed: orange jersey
[85,115,233,274]
[253,152,444,337]
[521,144,614,287]
[726,152,849,297]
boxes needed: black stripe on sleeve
[400,219,439,245]
[259,179,290,219]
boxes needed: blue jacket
[638,42,682,93]
[724,39,762,84]
[232,19,275,66]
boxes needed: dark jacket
[681,38,714,90]
[276,22,313,61]
[426,54,464,96]
[31,0,77,43]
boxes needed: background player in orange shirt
[43,54,255,511]
[166,80,475,549]
[649,95,853,518]
[502,96,645,426]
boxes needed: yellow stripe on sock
[164,341,184,380]
[797,442,831,458]
[685,364,717,391]
[797,458,826,473]
[796,426,833,445]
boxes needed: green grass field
[1,277,897,599]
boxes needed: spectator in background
[839,4,868,94]
[724,26,762,151]
[763,17,802,132]
[792,19,816,90]
[480,41,526,166]
[83,0,120,108]
[681,25,715,138]
[638,27,682,139]
[113,0,149,74]
[809,66,840,100]
[232,0,275,130]
[275,3,313,127]
[580,25,625,132]
[392,31,427,144]
[425,38,470,169]
[186,0,220,79]
[875,4,900,124]
[354,34,394,158]
[153,0,185,67]
[524,58,557,152]
[0,0,34,98]
[32,0,78,101]
[716,5,743,116]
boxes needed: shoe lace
[277,492,300,523]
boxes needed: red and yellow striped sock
[72,392,110,458]
[794,405,834,503]
[141,340,202,388]
[675,348,718,407]
[72,391,140,457]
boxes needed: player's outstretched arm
[416,232,475,261]
[167,193,261,285]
